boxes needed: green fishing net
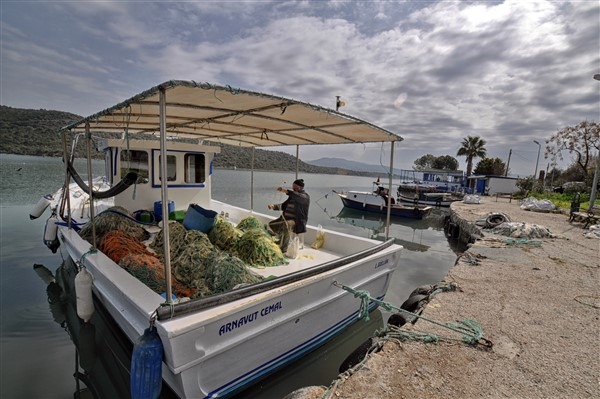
[79,206,149,244]
[236,215,265,232]
[208,216,243,251]
[234,228,287,267]
[204,251,264,294]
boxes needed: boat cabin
[97,138,221,214]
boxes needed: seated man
[267,179,310,252]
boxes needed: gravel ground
[291,197,599,399]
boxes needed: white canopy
[61,80,403,147]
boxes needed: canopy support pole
[159,86,173,305]
[385,141,395,239]
[61,131,72,228]
[85,122,97,248]
[251,147,255,211]
[295,145,300,179]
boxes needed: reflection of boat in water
[334,189,432,219]
[333,208,446,252]
[34,262,179,398]
[396,191,462,207]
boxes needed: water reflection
[333,207,451,252]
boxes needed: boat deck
[250,246,339,278]
[143,225,340,279]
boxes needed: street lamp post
[533,140,541,180]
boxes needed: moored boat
[34,81,404,399]
[396,191,462,207]
[334,189,432,219]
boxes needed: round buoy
[400,294,427,313]
[43,214,60,253]
[75,268,94,322]
[79,322,97,372]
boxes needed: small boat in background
[396,191,462,207]
[334,188,432,219]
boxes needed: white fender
[30,194,53,220]
[43,215,58,242]
[75,268,95,322]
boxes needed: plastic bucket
[154,200,175,222]
[183,204,217,233]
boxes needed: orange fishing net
[99,230,195,298]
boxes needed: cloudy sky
[2,1,599,176]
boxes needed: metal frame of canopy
[59,80,404,304]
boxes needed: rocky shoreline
[287,196,599,399]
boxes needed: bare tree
[546,121,600,178]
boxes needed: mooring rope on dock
[322,282,493,399]
[333,281,491,347]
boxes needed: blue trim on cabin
[149,148,208,189]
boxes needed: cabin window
[120,150,149,184]
[185,154,206,183]
[158,155,177,182]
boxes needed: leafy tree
[474,157,506,176]
[457,136,487,176]
[546,121,599,179]
[413,154,436,170]
[414,154,459,170]
[432,155,459,171]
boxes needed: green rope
[78,247,98,268]
[333,281,488,346]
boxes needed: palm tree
[457,136,487,176]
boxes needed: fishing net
[236,215,265,232]
[208,216,243,251]
[149,221,188,258]
[79,206,149,244]
[170,230,215,289]
[203,252,264,294]
[234,228,287,267]
[99,230,156,264]
[119,253,195,298]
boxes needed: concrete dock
[292,197,599,399]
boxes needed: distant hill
[0,105,378,177]
[307,157,408,175]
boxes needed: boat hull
[396,193,459,207]
[336,191,431,219]
[57,217,399,399]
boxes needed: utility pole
[505,149,512,177]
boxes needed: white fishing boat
[33,81,404,399]
[334,182,432,219]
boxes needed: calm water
[0,154,459,399]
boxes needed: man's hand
[268,204,274,210]
[276,187,285,192]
